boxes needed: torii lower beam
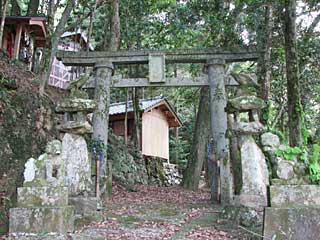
[83,75,240,88]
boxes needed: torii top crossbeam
[56,48,259,66]
[56,47,259,88]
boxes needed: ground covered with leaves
[74,185,254,240]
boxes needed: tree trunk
[0,0,8,49]
[132,87,141,150]
[108,0,120,51]
[182,87,211,191]
[284,0,304,147]
[257,2,273,125]
[124,88,129,145]
[27,0,40,15]
[87,0,98,53]
[39,0,75,95]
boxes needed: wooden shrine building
[109,96,182,160]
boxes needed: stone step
[270,185,320,208]
[9,206,74,234]
[17,186,68,207]
[264,207,320,240]
[69,197,100,215]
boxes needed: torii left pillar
[207,59,234,205]
[92,61,113,198]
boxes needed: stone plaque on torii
[56,47,260,204]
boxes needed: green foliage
[169,135,189,169]
[275,146,304,161]
[309,144,320,183]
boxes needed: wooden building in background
[0,16,46,68]
[109,97,182,160]
[1,17,92,89]
[49,30,93,89]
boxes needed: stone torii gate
[56,48,259,204]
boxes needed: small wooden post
[92,61,113,197]
[13,23,23,60]
[207,58,233,204]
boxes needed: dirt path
[73,185,251,240]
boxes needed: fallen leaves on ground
[187,227,236,240]
[75,184,236,240]
[107,184,211,204]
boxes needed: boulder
[227,96,266,112]
[261,132,280,150]
[62,133,92,196]
[239,137,269,208]
[109,132,148,186]
[294,162,307,176]
[276,160,295,180]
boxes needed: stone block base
[69,197,100,215]
[9,206,74,234]
[264,207,320,240]
[17,186,68,207]
[270,185,320,207]
[9,233,69,240]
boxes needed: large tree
[182,87,211,191]
[284,0,304,147]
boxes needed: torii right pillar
[207,59,234,205]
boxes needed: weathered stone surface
[69,197,99,215]
[62,133,92,196]
[276,160,295,180]
[9,233,69,240]
[17,187,68,207]
[109,132,148,186]
[270,185,320,208]
[56,98,97,113]
[9,206,74,234]
[227,96,266,112]
[264,207,320,240]
[57,121,93,135]
[163,163,182,186]
[23,140,66,187]
[230,72,259,87]
[231,121,266,135]
[23,158,37,183]
[46,140,62,155]
[294,162,307,176]
[261,132,280,150]
[271,177,310,185]
[239,136,269,208]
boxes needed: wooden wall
[142,109,169,160]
